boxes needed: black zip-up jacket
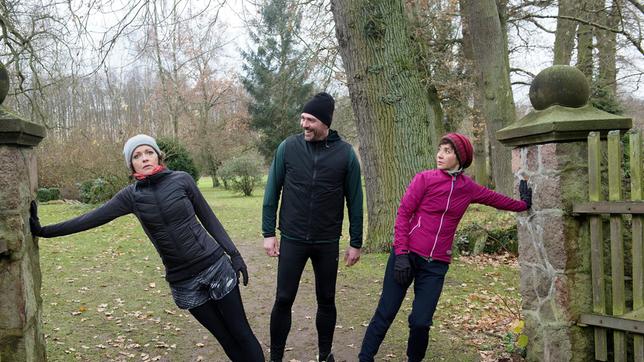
[262,130,363,247]
[39,170,238,283]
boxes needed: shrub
[78,176,123,204]
[157,137,200,181]
[504,319,528,358]
[452,205,518,256]
[37,187,61,202]
[218,155,263,196]
[454,223,518,256]
[36,130,130,200]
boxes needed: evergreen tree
[241,0,313,162]
[157,137,200,181]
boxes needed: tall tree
[596,1,619,94]
[554,0,579,65]
[331,0,445,252]
[459,0,515,195]
[570,0,623,113]
[241,0,314,162]
[146,0,190,139]
[178,5,237,187]
[460,8,489,185]
[576,0,598,81]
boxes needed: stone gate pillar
[497,65,632,362]
[0,63,47,361]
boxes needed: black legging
[270,240,339,361]
[189,286,264,361]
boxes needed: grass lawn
[38,178,523,361]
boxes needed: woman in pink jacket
[359,133,532,362]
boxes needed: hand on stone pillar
[519,180,532,209]
[29,200,43,236]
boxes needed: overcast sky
[88,0,642,111]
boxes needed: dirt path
[178,239,519,362]
[182,239,370,362]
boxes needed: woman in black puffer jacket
[30,134,264,361]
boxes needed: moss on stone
[529,65,590,110]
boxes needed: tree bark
[459,0,515,195]
[554,0,579,65]
[331,0,444,252]
[597,0,618,94]
[402,1,446,131]
[576,0,597,81]
[460,3,489,185]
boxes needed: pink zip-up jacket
[393,169,528,263]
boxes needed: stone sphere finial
[529,65,590,110]
[0,61,9,105]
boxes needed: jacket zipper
[306,143,319,240]
[408,216,421,235]
[151,181,176,245]
[429,175,456,259]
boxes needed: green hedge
[77,177,124,204]
[37,187,61,202]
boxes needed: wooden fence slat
[588,132,608,360]
[589,132,602,202]
[630,130,644,360]
[608,130,627,361]
[631,130,643,201]
[573,201,644,214]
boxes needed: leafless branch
[626,0,644,14]
[517,13,644,55]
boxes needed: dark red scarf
[133,165,166,181]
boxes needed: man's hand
[263,236,280,257]
[344,246,361,267]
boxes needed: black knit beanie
[302,92,335,127]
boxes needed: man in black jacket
[262,92,363,362]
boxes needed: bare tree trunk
[197,68,221,188]
[460,3,489,185]
[150,0,183,139]
[151,1,172,137]
[472,113,488,185]
[597,0,618,94]
[459,0,515,195]
[554,0,579,65]
[576,0,597,81]
[331,0,444,252]
[171,6,180,139]
[402,1,446,131]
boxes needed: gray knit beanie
[123,134,161,170]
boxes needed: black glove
[230,253,249,286]
[29,200,43,237]
[519,179,532,209]
[394,254,413,285]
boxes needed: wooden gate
[573,130,644,361]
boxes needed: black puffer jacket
[39,170,237,282]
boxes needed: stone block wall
[513,142,594,362]
[0,145,46,361]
